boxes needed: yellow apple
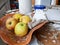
[14,22,28,37]
[6,18,18,30]
[20,15,31,24]
[13,13,22,21]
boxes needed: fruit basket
[0,13,48,45]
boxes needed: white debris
[48,33,51,35]
[40,34,47,38]
[45,40,48,42]
[52,40,56,44]
[49,33,58,39]
[17,41,20,43]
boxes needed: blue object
[14,1,19,9]
[34,5,46,10]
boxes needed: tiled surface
[0,0,7,9]
[0,12,6,45]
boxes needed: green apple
[20,15,31,24]
[6,18,18,30]
[14,22,28,37]
[13,13,22,21]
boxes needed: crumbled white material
[48,33,51,35]
[48,23,57,31]
[49,33,58,39]
[6,10,12,13]
[28,6,60,29]
[28,19,45,29]
[52,24,60,30]
[49,29,55,31]
[52,40,56,44]
[28,11,47,29]
[40,34,47,38]
[45,40,48,42]
[17,41,20,43]
[33,10,47,21]
[11,9,18,12]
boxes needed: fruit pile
[6,13,31,37]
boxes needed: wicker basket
[35,22,60,45]
[0,13,48,45]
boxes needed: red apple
[6,18,18,30]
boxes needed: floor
[0,15,7,45]
[0,39,6,45]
